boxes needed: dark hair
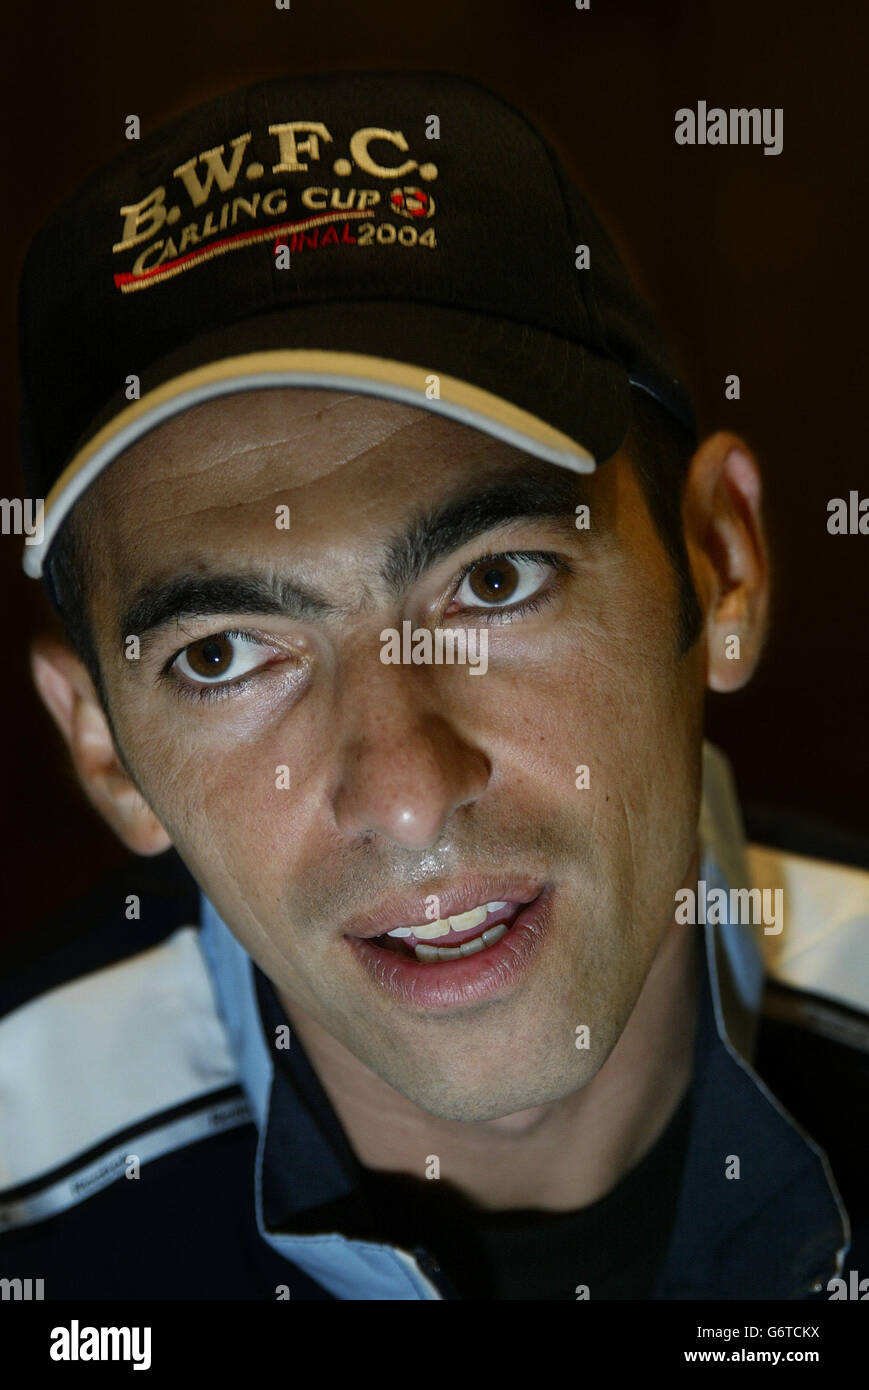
[622,388,704,654]
[46,388,703,702]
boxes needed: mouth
[344,882,553,1011]
[368,897,526,962]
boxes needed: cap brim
[24,299,631,577]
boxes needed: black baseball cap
[18,68,696,583]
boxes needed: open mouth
[348,885,553,1009]
[366,898,527,963]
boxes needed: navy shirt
[256,963,694,1298]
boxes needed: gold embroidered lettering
[231,193,261,225]
[173,133,253,208]
[179,223,201,252]
[261,187,288,216]
[270,121,332,173]
[349,128,416,179]
[114,186,168,252]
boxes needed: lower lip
[347,888,553,1011]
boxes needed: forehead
[77,387,637,614]
[83,386,612,548]
[94,387,533,511]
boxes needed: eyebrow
[380,468,586,593]
[118,463,589,651]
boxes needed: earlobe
[682,433,770,693]
[30,636,172,856]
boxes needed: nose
[331,666,491,850]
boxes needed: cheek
[472,595,701,907]
[116,698,301,913]
[476,576,695,777]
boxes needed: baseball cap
[18,68,696,584]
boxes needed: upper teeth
[387,901,509,940]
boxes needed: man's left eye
[453,554,555,609]
[170,631,279,687]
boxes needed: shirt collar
[199,740,849,1299]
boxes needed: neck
[278,856,701,1212]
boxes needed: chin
[391,1062,593,1124]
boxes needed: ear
[682,432,770,692]
[30,635,172,855]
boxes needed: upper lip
[343,876,545,939]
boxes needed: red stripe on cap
[113,210,367,289]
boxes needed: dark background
[1,0,866,940]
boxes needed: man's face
[82,387,706,1121]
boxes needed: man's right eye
[169,630,282,689]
